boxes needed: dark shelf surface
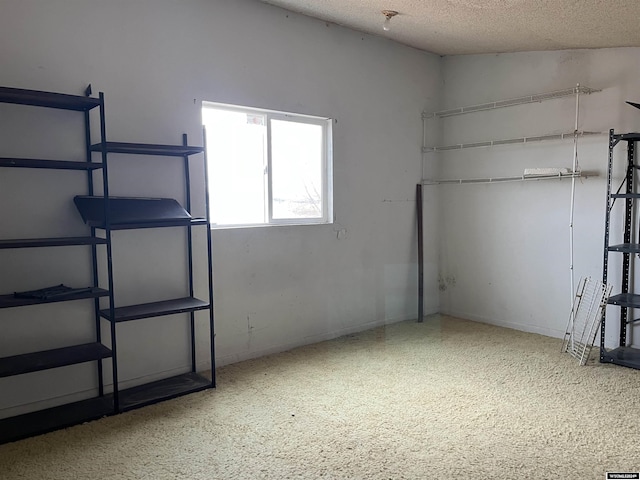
[0,86,100,111]
[74,196,195,229]
[601,346,640,370]
[120,372,212,412]
[0,287,109,309]
[0,373,212,443]
[0,396,113,445]
[0,158,103,170]
[626,101,640,111]
[625,317,640,325]
[91,142,204,157]
[0,343,112,378]
[0,236,107,249]
[100,297,210,322]
[607,293,640,308]
[190,218,209,227]
[608,243,640,253]
[613,132,640,142]
[611,193,640,199]
[105,218,207,230]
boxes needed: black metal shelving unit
[80,134,215,414]
[601,129,640,369]
[0,86,214,443]
[0,85,113,444]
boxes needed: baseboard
[439,308,566,339]
[215,314,418,367]
[421,306,440,320]
[1,312,433,418]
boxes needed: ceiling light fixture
[382,10,398,31]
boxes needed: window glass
[202,103,332,227]
[270,119,323,219]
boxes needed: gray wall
[434,48,640,344]
[0,0,441,417]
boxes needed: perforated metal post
[601,130,615,361]
[620,141,635,346]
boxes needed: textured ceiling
[260,0,640,55]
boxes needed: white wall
[0,0,440,417]
[435,48,640,344]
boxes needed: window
[202,102,333,227]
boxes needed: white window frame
[203,102,333,228]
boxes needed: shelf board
[612,132,640,142]
[611,193,640,199]
[601,346,640,370]
[120,372,212,412]
[0,236,107,249]
[0,158,103,170]
[100,297,210,322]
[190,218,209,227]
[91,142,204,157]
[0,373,213,442]
[0,287,109,309]
[608,243,640,253]
[107,218,206,230]
[74,196,198,230]
[0,343,112,378]
[607,293,640,309]
[0,396,113,445]
[0,86,100,111]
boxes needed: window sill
[210,220,332,230]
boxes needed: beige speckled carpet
[1,314,639,479]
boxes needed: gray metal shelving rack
[0,85,113,443]
[0,86,216,444]
[601,129,640,369]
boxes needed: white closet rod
[422,171,596,185]
[423,85,600,119]
[423,131,601,152]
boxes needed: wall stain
[438,274,456,291]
